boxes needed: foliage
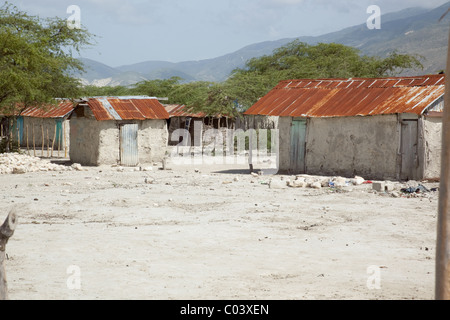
[0,2,93,113]
[227,40,424,108]
[129,77,182,99]
[80,85,131,97]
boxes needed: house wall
[305,115,400,180]
[138,119,168,164]
[278,116,292,172]
[70,115,168,166]
[422,116,443,180]
[97,122,120,166]
[70,117,103,166]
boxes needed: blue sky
[6,0,450,67]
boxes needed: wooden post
[63,121,67,158]
[41,125,44,156]
[16,126,20,150]
[47,128,49,158]
[58,124,61,158]
[0,209,18,300]
[9,119,13,152]
[26,125,29,155]
[33,124,36,157]
[436,22,450,300]
[51,123,56,158]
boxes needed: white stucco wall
[138,119,169,164]
[423,116,443,180]
[97,122,120,166]
[305,115,400,180]
[70,115,168,166]
[278,116,292,172]
[70,117,102,166]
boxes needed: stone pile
[0,153,76,174]
[287,175,366,189]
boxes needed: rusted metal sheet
[85,97,170,121]
[120,123,139,167]
[6,100,75,118]
[245,75,445,118]
[164,104,206,118]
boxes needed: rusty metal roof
[20,100,75,118]
[0,100,75,118]
[244,74,445,117]
[83,96,170,121]
[164,104,207,118]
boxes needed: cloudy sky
[6,0,450,67]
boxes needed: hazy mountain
[77,2,450,86]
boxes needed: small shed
[164,104,236,147]
[1,99,74,156]
[244,74,445,181]
[165,104,207,146]
[69,96,169,166]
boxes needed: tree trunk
[0,209,18,300]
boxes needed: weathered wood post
[436,10,450,300]
[0,209,18,300]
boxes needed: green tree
[0,3,93,113]
[225,40,424,109]
[80,85,132,97]
[170,81,212,111]
[130,77,182,99]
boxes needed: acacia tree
[0,3,93,114]
[218,40,424,110]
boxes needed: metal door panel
[400,120,418,180]
[290,120,307,173]
[120,124,139,167]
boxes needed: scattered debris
[373,182,395,192]
[401,184,431,194]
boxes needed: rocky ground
[0,153,440,300]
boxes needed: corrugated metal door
[290,119,307,174]
[400,119,418,181]
[120,124,139,167]
[55,119,63,147]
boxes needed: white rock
[12,166,26,174]
[269,179,288,189]
[289,180,306,188]
[71,163,83,171]
[310,182,322,189]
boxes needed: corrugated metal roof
[83,96,170,121]
[244,74,445,117]
[164,104,206,118]
[2,100,75,118]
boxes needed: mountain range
[77,2,450,87]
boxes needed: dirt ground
[0,159,440,300]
